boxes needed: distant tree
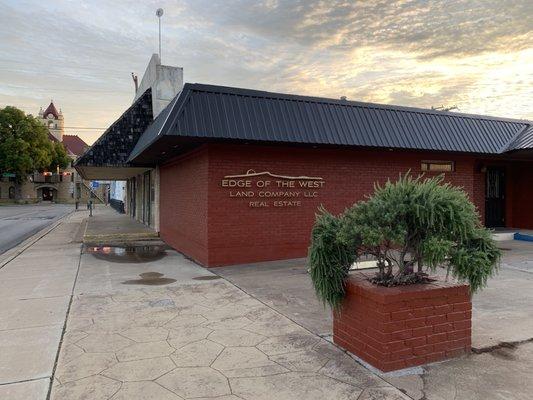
[50,141,71,172]
[0,106,70,198]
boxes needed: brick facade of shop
[160,147,210,265]
[158,142,533,267]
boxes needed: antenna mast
[156,8,164,62]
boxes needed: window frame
[421,160,455,172]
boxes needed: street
[0,204,72,255]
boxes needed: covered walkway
[83,205,158,244]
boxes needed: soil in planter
[369,272,435,287]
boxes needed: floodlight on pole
[156,8,164,62]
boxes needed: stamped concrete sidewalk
[217,241,533,400]
[50,242,409,399]
[0,210,86,399]
[9,205,530,399]
[83,205,158,243]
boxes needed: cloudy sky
[0,0,531,145]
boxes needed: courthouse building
[75,56,533,267]
[0,101,106,204]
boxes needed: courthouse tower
[38,100,64,141]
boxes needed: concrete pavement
[216,258,332,336]
[44,206,407,399]
[83,205,158,243]
[0,210,86,399]
[216,240,533,400]
[2,204,533,399]
[217,241,533,350]
[382,239,533,400]
[1,206,406,399]
[383,342,533,400]
[0,203,72,254]
[51,244,407,399]
[470,240,533,349]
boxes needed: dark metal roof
[127,83,531,162]
[506,125,533,151]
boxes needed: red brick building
[76,84,533,267]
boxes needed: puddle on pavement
[85,245,168,263]
[122,272,177,286]
[491,347,517,360]
[192,275,222,281]
[149,298,176,307]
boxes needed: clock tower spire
[38,100,64,141]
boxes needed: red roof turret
[43,100,60,119]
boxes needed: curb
[0,209,77,270]
[83,232,159,243]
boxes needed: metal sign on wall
[220,169,325,208]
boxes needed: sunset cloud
[0,0,531,144]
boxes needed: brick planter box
[333,272,471,372]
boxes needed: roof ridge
[503,123,533,152]
[185,83,531,126]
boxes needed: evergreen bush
[309,174,500,310]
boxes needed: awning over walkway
[74,89,155,180]
[74,166,152,180]
[83,205,158,243]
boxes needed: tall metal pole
[156,8,164,62]
[73,172,78,210]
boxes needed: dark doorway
[42,187,53,201]
[485,167,506,227]
[129,178,136,218]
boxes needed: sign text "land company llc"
[220,170,325,208]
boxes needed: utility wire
[62,127,107,130]
[1,84,128,95]
[0,58,137,75]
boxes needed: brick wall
[160,146,209,265]
[158,142,533,267]
[334,273,471,372]
[206,144,481,266]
